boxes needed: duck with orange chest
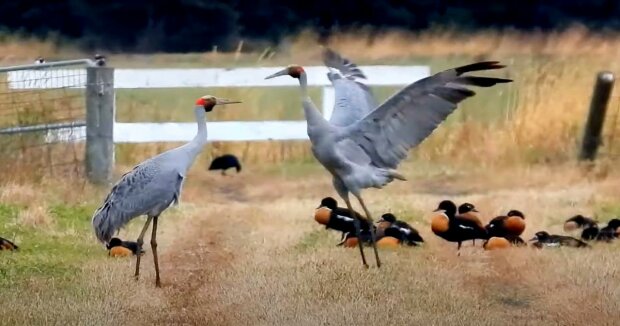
[107,237,145,257]
[376,213,424,246]
[563,214,598,233]
[485,210,526,244]
[315,197,372,244]
[431,200,488,252]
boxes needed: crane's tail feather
[388,170,407,181]
[91,203,132,244]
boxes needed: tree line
[1,0,620,52]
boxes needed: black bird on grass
[209,154,242,176]
[0,236,18,251]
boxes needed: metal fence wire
[0,63,91,181]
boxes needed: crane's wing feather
[92,160,181,243]
[344,61,511,169]
[323,48,377,127]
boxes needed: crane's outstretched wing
[323,48,377,127]
[344,61,512,169]
[92,161,183,243]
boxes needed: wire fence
[0,67,87,182]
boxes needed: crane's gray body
[305,53,511,199]
[92,108,208,243]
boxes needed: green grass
[0,202,100,287]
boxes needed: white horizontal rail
[21,65,430,142]
[45,121,309,143]
[8,65,429,89]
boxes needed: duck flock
[314,197,619,252]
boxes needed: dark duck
[376,213,424,246]
[315,197,371,243]
[529,231,590,248]
[107,237,145,257]
[431,200,488,251]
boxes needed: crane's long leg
[343,197,368,268]
[354,194,382,268]
[134,216,153,280]
[150,216,161,287]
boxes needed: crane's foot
[155,278,161,288]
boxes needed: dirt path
[122,170,620,325]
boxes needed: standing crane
[266,59,511,268]
[92,95,241,287]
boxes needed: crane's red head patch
[196,96,217,112]
[288,65,304,78]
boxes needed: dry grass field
[3,28,620,325]
[2,162,620,325]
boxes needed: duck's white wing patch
[336,215,355,222]
[458,224,474,230]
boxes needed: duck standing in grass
[457,203,485,245]
[0,236,18,251]
[376,213,424,246]
[564,215,598,233]
[315,197,371,244]
[485,210,526,244]
[107,237,145,257]
[431,200,488,251]
[529,231,590,248]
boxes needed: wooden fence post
[85,67,115,184]
[580,71,615,161]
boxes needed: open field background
[2,28,620,324]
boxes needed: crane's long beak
[216,98,242,105]
[265,68,289,79]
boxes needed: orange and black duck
[315,197,371,242]
[107,237,145,257]
[485,210,526,240]
[457,203,485,245]
[0,236,18,251]
[431,200,488,251]
[482,235,525,250]
[529,231,590,248]
[564,215,598,232]
[376,213,424,246]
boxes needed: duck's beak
[265,68,289,79]
[528,236,538,242]
[216,98,242,105]
[472,208,479,212]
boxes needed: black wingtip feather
[322,47,367,80]
[455,61,506,75]
[459,76,513,87]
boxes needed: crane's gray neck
[189,106,208,151]
[298,72,329,129]
[177,107,209,171]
